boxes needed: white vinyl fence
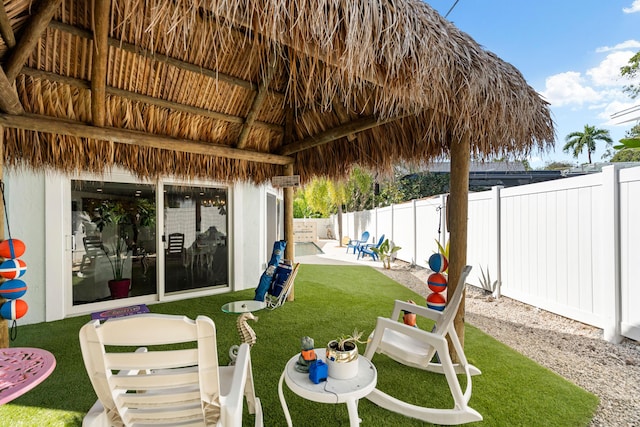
[334,165,640,343]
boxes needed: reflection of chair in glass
[165,232,185,264]
[364,266,482,425]
[208,244,228,285]
[79,236,104,275]
[79,313,263,426]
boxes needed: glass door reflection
[163,185,228,293]
[71,180,157,305]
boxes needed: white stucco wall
[3,167,275,325]
[3,168,47,325]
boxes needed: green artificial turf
[0,264,598,426]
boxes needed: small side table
[221,300,266,314]
[0,347,56,405]
[278,348,377,426]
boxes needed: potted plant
[92,201,132,299]
[371,239,401,269]
[326,329,367,379]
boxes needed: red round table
[0,347,56,405]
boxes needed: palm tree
[563,124,613,164]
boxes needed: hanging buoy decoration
[0,238,26,259]
[426,292,446,311]
[0,299,28,320]
[0,258,27,279]
[428,253,448,273]
[0,279,27,300]
[0,181,30,329]
[427,272,448,293]
[426,250,448,312]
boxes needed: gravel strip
[376,263,640,427]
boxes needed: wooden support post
[447,132,470,357]
[0,126,7,348]
[283,163,295,301]
[91,0,109,127]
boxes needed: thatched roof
[0,0,554,184]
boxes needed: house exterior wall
[3,169,47,325]
[2,167,276,325]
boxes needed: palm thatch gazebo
[0,0,554,347]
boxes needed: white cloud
[542,50,640,109]
[596,39,640,53]
[623,0,640,13]
[539,40,640,152]
[586,51,637,86]
[541,72,601,107]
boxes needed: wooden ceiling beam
[20,67,283,133]
[0,113,293,166]
[90,0,110,127]
[332,101,357,142]
[0,67,23,114]
[0,4,16,48]
[277,114,407,156]
[236,55,278,149]
[48,20,285,97]
[4,0,61,81]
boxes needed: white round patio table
[278,348,377,426]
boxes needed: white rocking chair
[363,265,482,425]
[79,313,263,427]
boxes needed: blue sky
[428,1,640,168]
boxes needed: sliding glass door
[163,185,229,293]
[71,180,157,305]
[69,179,229,306]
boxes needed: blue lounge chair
[346,231,370,254]
[358,234,385,260]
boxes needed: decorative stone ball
[0,279,27,300]
[0,258,27,279]
[426,292,447,311]
[428,253,448,273]
[427,272,448,293]
[0,299,28,320]
[0,239,26,259]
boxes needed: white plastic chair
[363,265,482,425]
[79,313,263,427]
